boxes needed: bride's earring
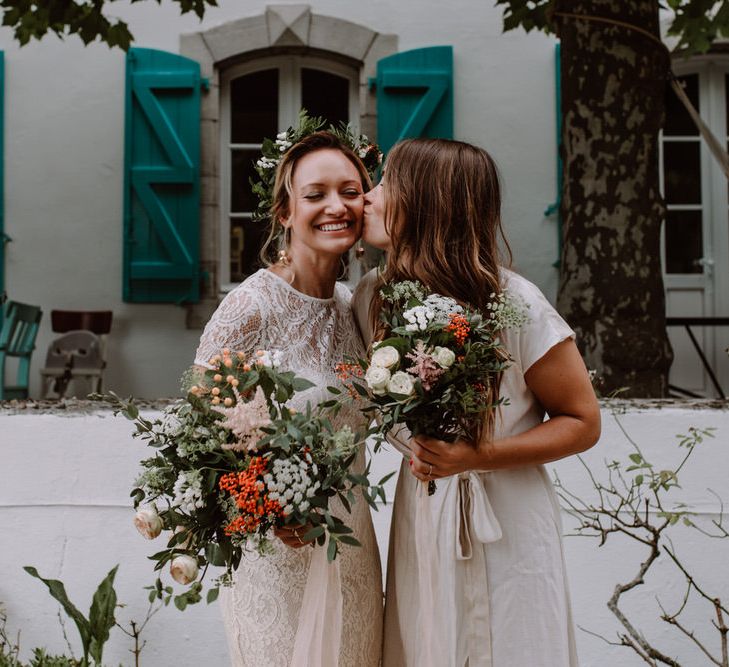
[355,243,365,259]
[278,248,291,266]
[278,222,292,266]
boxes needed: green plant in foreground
[23,566,118,667]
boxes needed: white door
[661,64,729,397]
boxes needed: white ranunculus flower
[388,371,415,396]
[133,507,163,540]
[370,345,400,369]
[365,366,391,395]
[432,346,456,368]
[170,555,199,585]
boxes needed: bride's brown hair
[372,138,512,442]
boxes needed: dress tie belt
[456,471,502,559]
[414,469,503,667]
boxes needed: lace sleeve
[194,287,264,368]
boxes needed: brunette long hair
[371,138,513,442]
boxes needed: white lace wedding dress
[195,268,383,667]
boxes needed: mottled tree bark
[555,0,673,397]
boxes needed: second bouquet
[351,279,527,494]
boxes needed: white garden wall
[1,399,728,666]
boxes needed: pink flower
[213,386,271,452]
[405,341,445,392]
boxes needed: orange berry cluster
[445,314,471,346]
[219,457,283,535]
[335,362,364,381]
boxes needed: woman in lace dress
[352,138,601,666]
[195,132,382,667]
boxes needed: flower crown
[249,109,383,224]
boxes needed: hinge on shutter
[368,77,377,91]
[1,232,12,244]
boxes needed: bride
[195,131,383,666]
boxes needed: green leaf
[88,565,119,665]
[292,377,316,392]
[24,566,92,661]
[207,587,220,604]
[628,453,642,464]
[327,538,338,562]
[634,475,644,486]
[174,595,188,611]
[303,525,325,542]
[337,535,361,547]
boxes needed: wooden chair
[40,310,112,399]
[0,300,43,400]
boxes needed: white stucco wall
[0,0,559,398]
[1,400,727,666]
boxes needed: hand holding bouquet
[352,280,528,493]
[94,349,386,609]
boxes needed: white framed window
[219,56,360,290]
[660,57,729,393]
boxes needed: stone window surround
[179,4,397,328]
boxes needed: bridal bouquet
[94,349,385,609]
[350,280,528,492]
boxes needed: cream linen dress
[195,268,383,667]
[352,268,579,667]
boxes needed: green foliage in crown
[249,109,383,224]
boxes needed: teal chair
[0,300,43,400]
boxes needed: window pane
[301,68,349,127]
[231,149,259,213]
[665,74,699,136]
[231,69,279,143]
[726,75,729,136]
[665,210,703,274]
[663,141,701,205]
[230,219,268,282]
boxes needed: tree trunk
[555,0,673,397]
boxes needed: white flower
[365,366,391,395]
[431,346,456,368]
[388,371,415,396]
[403,306,434,332]
[170,555,199,585]
[371,345,399,369]
[276,131,288,140]
[133,507,163,540]
[254,349,283,368]
[423,294,463,323]
[172,470,205,514]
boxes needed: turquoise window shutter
[373,46,453,154]
[124,47,201,304]
[0,50,6,322]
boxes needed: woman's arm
[409,338,601,480]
